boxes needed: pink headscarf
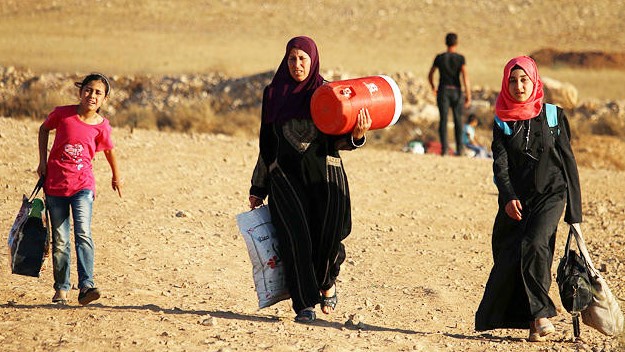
[495,56,544,122]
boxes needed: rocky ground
[0,118,623,352]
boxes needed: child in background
[37,73,122,305]
[463,114,490,158]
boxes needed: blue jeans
[466,143,490,158]
[46,190,95,292]
[437,87,464,156]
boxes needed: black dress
[475,104,582,331]
[250,110,363,313]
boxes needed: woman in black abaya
[248,36,372,323]
[475,56,582,342]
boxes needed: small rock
[200,317,217,326]
[345,314,366,329]
[175,210,190,218]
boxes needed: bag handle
[561,226,579,270]
[28,176,45,202]
[568,223,601,278]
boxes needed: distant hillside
[1,0,624,99]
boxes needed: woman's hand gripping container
[310,75,403,135]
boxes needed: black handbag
[8,177,50,277]
[556,225,594,337]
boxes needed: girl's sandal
[536,322,555,336]
[529,332,546,342]
[52,290,68,305]
[529,320,554,342]
[320,288,338,314]
[52,298,68,305]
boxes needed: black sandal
[295,308,316,323]
[320,288,338,314]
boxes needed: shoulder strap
[495,104,557,136]
[494,115,513,136]
[569,224,601,278]
[545,103,558,128]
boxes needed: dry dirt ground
[1,118,624,352]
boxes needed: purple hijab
[262,36,325,124]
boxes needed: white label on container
[365,82,379,94]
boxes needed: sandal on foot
[536,321,555,336]
[78,288,101,305]
[320,288,337,314]
[52,290,68,305]
[295,308,316,323]
[529,319,554,342]
[529,332,546,342]
[52,298,68,305]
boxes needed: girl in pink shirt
[37,73,122,305]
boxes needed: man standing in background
[428,32,471,156]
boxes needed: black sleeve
[492,123,518,203]
[249,88,275,200]
[334,134,366,151]
[249,121,271,199]
[556,109,583,223]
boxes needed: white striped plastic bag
[236,205,289,308]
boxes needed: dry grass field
[1,0,625,99]
[1,1,625,352]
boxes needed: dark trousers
[437,87,464,156]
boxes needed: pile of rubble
[0,65,623,141]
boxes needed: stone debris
[0,65,623,142]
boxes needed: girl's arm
[103,149,122,198]
[37,123,50,178]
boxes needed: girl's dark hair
[510,64,524,73]
[74,73,111,97]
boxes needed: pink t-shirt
[43,105,114,197]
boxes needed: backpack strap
[495,104,558,136]
[545,103,557,128]
[494,115,513,136]
[544,103,560,135]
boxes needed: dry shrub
[156,100,216,133]
[150,100,259,136]
[113,105,159,131]
[208,108,260,137]
[0,84,66,120]
[105,99,261,137]
[591,114,625,138]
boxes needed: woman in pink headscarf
[248,36,372,323]
[475,56,582,341]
